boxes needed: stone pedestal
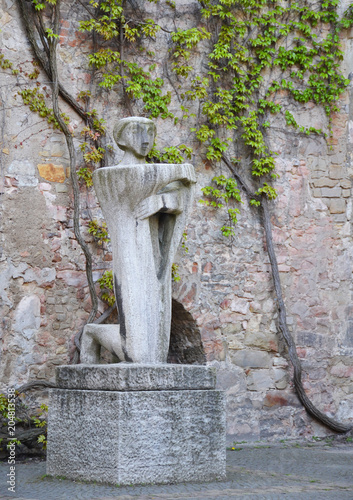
[47,364,226,485]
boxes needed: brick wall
[0,0,352,441]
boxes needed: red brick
[330,364,353,378]
[220,299,231,310]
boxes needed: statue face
[120,121,155,159]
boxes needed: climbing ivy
[172,0,353,210]
[200,175,242,237]
[17,88,62,128]
[147,144,193,164]
[79,0,173,118]
[88,219,110,244]
[98,269,116,307]
[9,0,353,228]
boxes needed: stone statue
[81,117,196,364]
[48,121,225,483]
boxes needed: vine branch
[48,0,98,359]
[222,154,352,433]
[17,0,90,122]
[261,198,352,433]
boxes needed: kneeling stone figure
[81,117,196,364]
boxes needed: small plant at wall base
[0,393,48,455]
[10,0,353,434]
[31,404,48,450]
[0,393,21,452]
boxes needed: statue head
[113,117,156,162]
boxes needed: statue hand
[135,195,163,220]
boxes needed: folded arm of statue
[135,190,183,220]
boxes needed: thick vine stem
[49,0,98,354]
[222,155,352,433]
[17,0,107,168]
[119,15,134,117]
[16,0,111,362]
[221,154,255,198]
[15,381,56,394]
[16,0,88,122]
[261,198,352,433]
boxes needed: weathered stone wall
[0,0,353,442]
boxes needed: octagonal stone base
[47,365,226,485]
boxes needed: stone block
[273,367,288,389]
[321,198,330,209]
[312,177,337,188]
[8,159,38,186]
[47,387,226,485]
[317,158,328,171]
[340,179,351,189]
[14,295,41,339]
[244,330,276,352]
[230,298,250,315]
[329,199,346,214]
[329,165,344,179]
[230,349,271,368]
[37,163,66,183]
[321,187,341,198]
[246,369,275,391]
[8,159,35,177]
[55,184,68,193]
[56,364,216,391]
[263,390,301,408]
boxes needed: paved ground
[1,442,352,499]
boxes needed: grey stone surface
[2,443,353,499]
[81,117,196,364]
[230,350,272,368]
[56,363,216,391]
[46,388,226,485]
[80,324,123,364]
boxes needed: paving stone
[1,443,352,499]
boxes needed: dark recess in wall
[168,299,206,365]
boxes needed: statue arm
[150,164,196,194]
[135,191,183,220]
[135,194,164,220]
[135,165,195,220]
